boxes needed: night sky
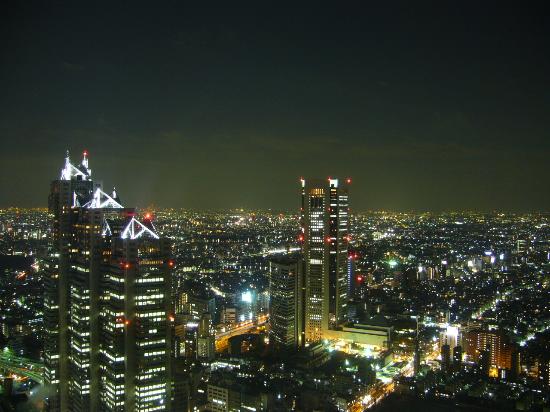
[1,2,549,211]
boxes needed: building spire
[60,149,92,181]
[61,150,71,180]
[82,150,89,169]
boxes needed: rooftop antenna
[82,150,89,169]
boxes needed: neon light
[121,217,160,240]
[101,219,112,236]
[84,188,123,209]
[60,150,92,180]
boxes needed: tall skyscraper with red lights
[300,177,350,342]
[44,152,172,411]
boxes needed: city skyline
[1,148,549,214]
[0,150,547,410]
[1,3,549,211]
[1,3,549,411]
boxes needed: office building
[44,151,173,411]
[207,371,269,412]
[300,177,350,342]
[197,313,216,361]
[176,287,216,323]
[99,217,173,411]
[539,357,550,388]
[268,256,304,348]
[44,151,96,410]
[441,343,451,371]
[453,345,463,369]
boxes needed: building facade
[268,256,304,348]
[44,152,173,411]
[300,178,350,342]
[465,329,518,377]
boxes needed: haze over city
[1,2,549,211]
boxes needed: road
[0,352,44,384]
[215,315,268,352]
[349,358,414,411]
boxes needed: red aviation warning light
[298,234,304,242]
[144,213,152,220]
[83,150,88,157]
[346,177,352,184]
[168,260,175,268]
[356,275,363,282]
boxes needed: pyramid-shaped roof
[120,217,159,240]
[83,188,123,209]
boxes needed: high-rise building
[439,325,460,354]
[478,346,491,376]
[176,288,216,323]
[441,343,451,371]
[197,313,216,361]
[44,151,173,411]
[300,177,350,342]
[453,345,463,370]
[465,329,517,377]
[99,218,173,411]
[539,357,550,388]
[44,151,96,411]
[268,256,304,348]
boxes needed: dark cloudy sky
[1,2,549,211]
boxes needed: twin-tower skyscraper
[301,177,350,342]
[270,177,351,348]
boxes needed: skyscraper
[44,151,96,411]
[196,313,216,361]
[300,177,350,342]
[268,256,304,348]
[44,151,172,411]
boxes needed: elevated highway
[0,352,44,384]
